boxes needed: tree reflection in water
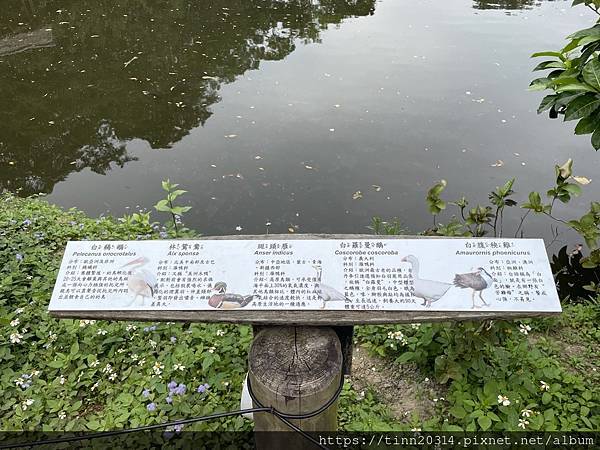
[0,0,376,195]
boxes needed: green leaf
[170,206,192,215]
[574,115,598,134]
[477,415,492,431]
[449,406,467,419]
[537,95,557,114]
[169,189,187,200]
[563,184,582,196]
[154,199,171,213]
[533,61,565,71]
[592,127,600,149]
[555,83,597,94]
[531,51,565,60]
[529,77,551,91]
[542,392,552,404]
[583,58,600,91]
[564,94,600,121]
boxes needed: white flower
[411,428,421,432]
[97,329,107,336]
[89,359,100,368]
[126,324,137,331]
[518,418,529,429]
[149,339,157,349]
[31,370,40,377]
[235,226,243,231]
[21,399,34,410]
[540,381,550,391]
[521,409,533,418]
[138,358,146,366]
[48,332,57,342]
[152,361,164,375]
[519,324,531,335]
[21,328,28,333]
[58,411,67,420]
[109,373,117,381]
[216,329,225,337]
[10,318,20,327]
[15,308,24,315]
[60,376,66,385]
[117,348,126,354]
[79,319,96,327]
[91,381,100,391]
[411,323,421,330]
[497,395,511,406]
[131,354,139,361]
[10,333,23,344]
[222,381,230,387]
[102,364,113,374]
[207,346,216,354]
[173,363,185,371]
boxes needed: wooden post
[249,326,343,449]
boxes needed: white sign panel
[48,238,561,312]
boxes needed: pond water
[1,0,599,244]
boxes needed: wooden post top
[48,234,562,325]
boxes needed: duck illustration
[312,264,349,309]
[119,256,157,306]
[401,255,452,307]
[453,267,495,309]
[208,282,255,309]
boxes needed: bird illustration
[453,267,495,309]
[401,255,452,307]
[312,264,349,309]
[208,282,255,309]
[119,256,157,307]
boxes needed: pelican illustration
[312,264,349,309]
[208,282,255,309]
[453,267,495,309]
[401,255,452,307]
[119,256,157,306]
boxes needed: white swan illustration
[401,255,452,307]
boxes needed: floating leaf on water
[371,185,382,192]
[254,155,262,160]
[304,165,314,170]
[288,227,295,233]
[329,128,335,132]
[352,191,363,200]
[123,56,138,68]
[490,160,504,167]
[572,176,592,185]
[224,134,237,138]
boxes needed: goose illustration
[453,267,495,309]
[401,255,452,307]
[119,256,158,306]
[208,282,255,309]
[312,263,349,309]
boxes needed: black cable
[0,407,273,449]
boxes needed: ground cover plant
[1,165,598,436]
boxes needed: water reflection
[473,0,564,10]
[0,0,376,195]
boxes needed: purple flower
[163,431,174,440]
[166,396,173,404]
[16,253,23,261]
[22,219,32,226]
[167,380,177,390]
[159,231,168,239]
[197,385,206,393]
[203,383,210,390]
[146,402,156,412]
[174,424,184,433]
[174,384,186,396]
[170,336,177,343]
[142,389,150,398]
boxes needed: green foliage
[551,245,600,301]
[530,1,600,149]
[369,217,405,236]
[419,159,600,271]
[0,193,389,433]
[153,179,196,238]
[356,307,600,431]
